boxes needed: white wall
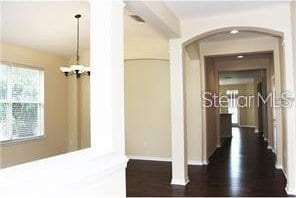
[289,1,296,194]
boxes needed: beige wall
[220,83,256,126]
[124,59,171,158]
[204,57,219,158]
[184,52,203,162]
[67,50,90,150]
[124,38,169,60]
[197,36,282,162]
[124,38,207,162]
[0,42,69,168]
[124,34,282,163]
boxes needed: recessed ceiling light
[237,55,244,59]
[230,29,239,34]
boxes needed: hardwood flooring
[126,127,289,197]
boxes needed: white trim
[202,160,208,165]
[239,125,256,128]
[0,135,46,145]
[127,155,207,165]
[255,129,259,133]
[284,167,296,195]
[127,155,171,162]
[171,177,190,186]
[267,145,273,150]
[286,187,296,196]
[188,160,206,166]
[275,165,294,195]
[0,150,128,197]
[275,163,283,170]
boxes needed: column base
[171,177,190,186]
[286,186,296,196]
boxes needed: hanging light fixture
[60,14,90,78]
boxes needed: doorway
[205,52,274,159]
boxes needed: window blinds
[0,62,44,142]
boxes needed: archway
[169,26,292,189]
[184,27,284,167]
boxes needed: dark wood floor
[126,127,289,197]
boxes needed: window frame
[0,61,45,144]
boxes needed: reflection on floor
[126,127,288,197]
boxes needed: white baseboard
[128,155,171,162]
[201,160,208,165]
[275,163,283,170]
[267,142,276,153]
[286,187,296,196]
[188,160,205,165]
[171,177,190,186]
[127,155,207,165]
[239,125,256,128]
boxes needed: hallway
[126,127,288,197]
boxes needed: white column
[170,39,189,185]
[286,1,296,195]
[90,1,125,155]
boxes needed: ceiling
[1,2,90,57]
[1,2,165,57]
[219,70,262,86]
[124,8,166,39]
[164,1,287,20]
[200,31,268,43]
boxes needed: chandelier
[60,14,90,78]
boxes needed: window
[226,89,239,95]
[226,90,239,125]
[0,62,44,142]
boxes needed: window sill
[0,135,46,146]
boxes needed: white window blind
[0,62,44,142]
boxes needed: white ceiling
[1,2,90,57]
[1,2,165,57]
[124,8,166,39]
[200,31,268,43]
[219,70,262,86]
[164,1,287,20]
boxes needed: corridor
[126,127,288,197]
